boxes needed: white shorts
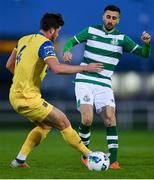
[75,82,115,113]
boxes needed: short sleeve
[38,41,56,61]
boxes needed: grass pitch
[0,129,154,179]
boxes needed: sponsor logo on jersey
[44,45,55,56]
[45,49,55,56]
[91,35,98,40]
[83,95,90,102]
[44,45,53,49]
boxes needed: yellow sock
[61,125,91,156]
[19,126,50,158]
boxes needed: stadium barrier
[0,100,154,130]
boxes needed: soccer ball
[87,151,110,171]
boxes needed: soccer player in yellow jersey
[6,13,103,168]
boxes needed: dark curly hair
[40,13,64,31]
[104,5,121,14]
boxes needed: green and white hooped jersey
[74,25,139,89]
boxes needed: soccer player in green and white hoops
[63,5,151,169]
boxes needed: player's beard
[50,37,56,42]
[51,34,57,42]
[105,23,114,31]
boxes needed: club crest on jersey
[83,95,90,102]
[111,38,119,45]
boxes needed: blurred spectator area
[0,37,154,101]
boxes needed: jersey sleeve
[123,35,139,53]
[123,35,151,58]
[63,28,89,53]
[74,27,89,43]
[38,41,56,61]
[132,43,151,58]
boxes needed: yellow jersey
[10,33,56,98]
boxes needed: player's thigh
[43,106,70,130]
[94,86,115,113]
[75,82,94,110]
[101,106,116,119]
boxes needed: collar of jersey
[38,31,54,42]
[102,25,116,34]
[38,31,45,36]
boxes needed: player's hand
[85,63,103,72]
[141,31,151,44]
[63,52,72,62]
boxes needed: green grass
[0,129,154,179]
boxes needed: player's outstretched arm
[63,28,89,62]
[45,57,103,74]
[6,48,17,74]
[63,37,77,63]
[139,31,151,58]
[127,31,151,58]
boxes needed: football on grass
[87,151,110,171]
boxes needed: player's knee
[44,109,71,130]
[58,115,71,130]
[82,116,93,126]
[105,112,114,119]
[104,115,116,127]
[104,119,116,127]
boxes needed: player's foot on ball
[109,161,121,169]
[10,159,30,168]
[81,156,88,168]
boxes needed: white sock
[85,151,92,158]
[16,153,26,161]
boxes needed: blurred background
[0,0,154,130]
